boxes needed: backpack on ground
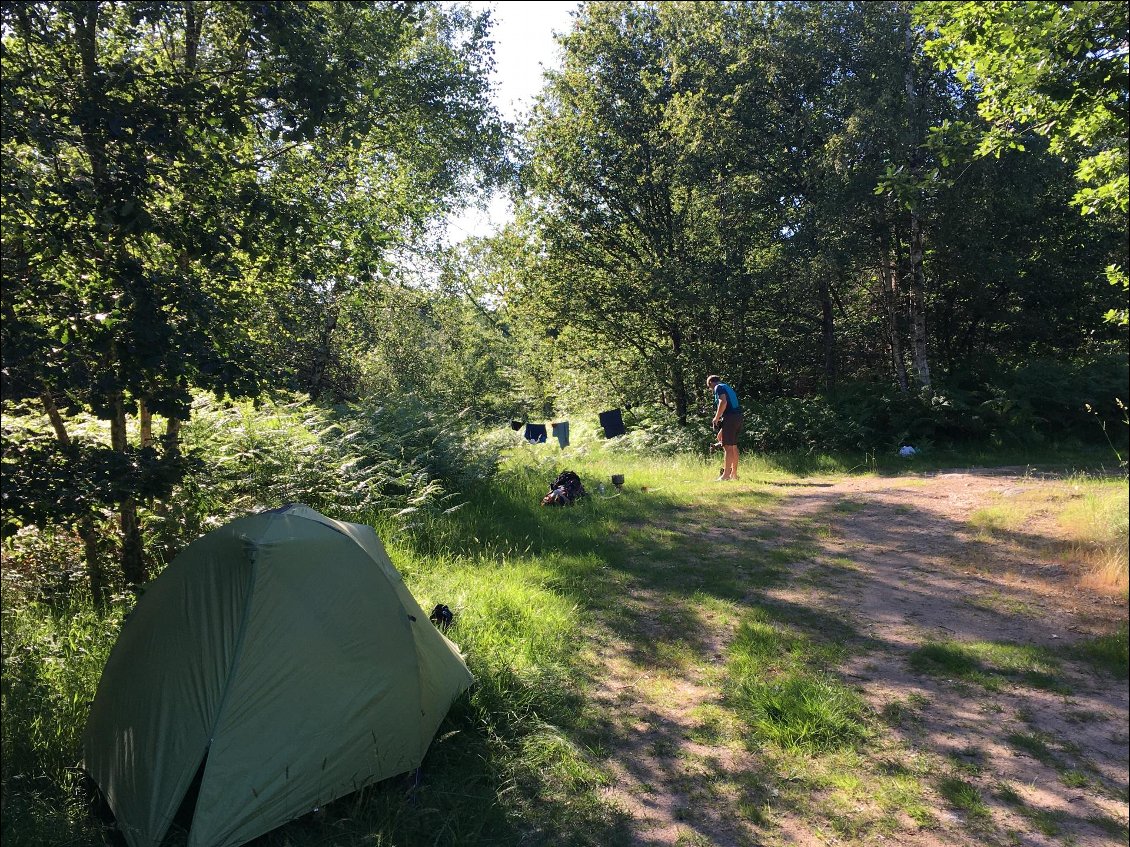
[541,470,587,506]
[429,604,454,632]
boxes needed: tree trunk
[164,416,182,455]
[878,224,909,393]
[111,393,148,587]
[139,399,153,448]
[669,328,688,425]
[908,214,931,390]
[40,391,109,606]
[151,416,185,568]
[78,518,109,610]
[902,14,931,391]
[817,276,837,393]
[40,391,71,446]
[185,1,202,73]
[307,304,340,398]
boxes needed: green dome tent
[83,504,474,847]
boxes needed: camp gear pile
[541,470,587,506]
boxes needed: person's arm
[713,393,728,427]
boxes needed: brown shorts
[719,412,743,446]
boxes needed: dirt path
[585,471,1128,847]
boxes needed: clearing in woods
[578,469,1128,847]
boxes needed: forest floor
[577,469,1129,847]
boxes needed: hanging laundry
[524,423,548,443]
[551,421,570,448]
[599,409,626,438]
[510,420,523,431]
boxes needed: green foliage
[743,396,869,454]
[507,0,1126,429]
[1,0,505,584]
[599,407,708,456]
[919,1,1129,328]
[150,393,501,561]
[0,600,125,847]
[919,1,1129,219]
[738,355,1129,455]
[1,428,200,538]
[1,393,501,598]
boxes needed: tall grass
[0,600,125,846]
[1057,479,1129,595]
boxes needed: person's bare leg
[723,445,737,480]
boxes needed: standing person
[707,375,742,481]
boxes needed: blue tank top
[714,383,740,412]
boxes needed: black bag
[429,604,454,631]
[542,470,587,506]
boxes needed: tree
[1,1,503,599]
[918,1,1129,323]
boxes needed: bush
[150,392,501,557]
[742,356,1129,456]
[742,396,869,454]
[2,392,503,597]
[602,406,707,455]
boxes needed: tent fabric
[598,408,626,438]
[83,506,474,847]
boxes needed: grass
[937,776,991,820]
[908,639,1069,693]
[1056,477,1129,595]
[0,601,125,847]
[1068,625,1129,679]
[2,440,1126,847]
[969,501,1030,536]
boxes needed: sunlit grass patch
[824,555,863,571]
[687,703,743,746]
[1060,769,1091,789]
[875,771,934,828]
[1005,730,1071,768]
[969,500,1029,537]
[879,697,925,728]
[1057,480,1129,594]
[908,639,1069,693]
[725,609,870,754]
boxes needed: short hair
[706,374,721,386]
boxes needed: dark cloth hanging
[524,423,548,443]
[551,421,570,448]
[510,420,523,431]
[598,409,626,438]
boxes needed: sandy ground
[584,470,1129,847]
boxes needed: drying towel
[551,421,570,448]
[524,423,548,443]
[598,409,626,438]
